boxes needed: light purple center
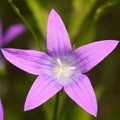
[43,55,81,85]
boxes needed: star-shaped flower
[1,9,119,117]
[0,99,3,120]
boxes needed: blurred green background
[0,0,120,120]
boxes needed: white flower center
[52,58,78,85]
[55,59,75,77]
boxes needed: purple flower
[0,19,26,48]
[0,99,3,120]
[1,9,119,117]
[0,19,26,66]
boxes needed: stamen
[51,57,78,85]
[69,66,76,70]
[53,58,76,78]
[56,58,62,66]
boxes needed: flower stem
[53,92,60,120]
[8,0,43,51]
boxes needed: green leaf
[73,0,119,47]
[94,1,118,21]
[25,0,48,39]
[68,0,96,40]
[73,18,96,47]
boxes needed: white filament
[52,58,76,85]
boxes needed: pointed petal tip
[1,48,7,56]
[50,8,57,14]
[109,40,119,46]
[101,40,119,49]
[94,113,97,118]
[49,9,60,20]
[24,105,28,112]
[48,9,58,19]
[47,8,72,55]
[24,76,62,112]
[93,100,98,117]
[81,100,97,117]
[24,98,37,112]
[24,103,32,112]
[104,40,119,52]
[64,74,98,117]
[90,108,97,117]
[89,102,97,117]
[74,40,119,73]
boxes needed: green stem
[53,92,60,120]
[8,0,42,50]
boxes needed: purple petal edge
[0,19,3,47]
[0,99,4,120]
[47,9,72,56]
[24,75,62,111]
[1,48,49,75]
[74,40,119,73]
[64,74,97,117]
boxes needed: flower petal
[3,24,26,46]
[47,9,72,56]
[1,48,51,75]
[74,40,119,73]
[0,19,3,47]
[24,74,62,111]
[0,99,4,120]
[64,74,97,117]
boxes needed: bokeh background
[0,0,120,120]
